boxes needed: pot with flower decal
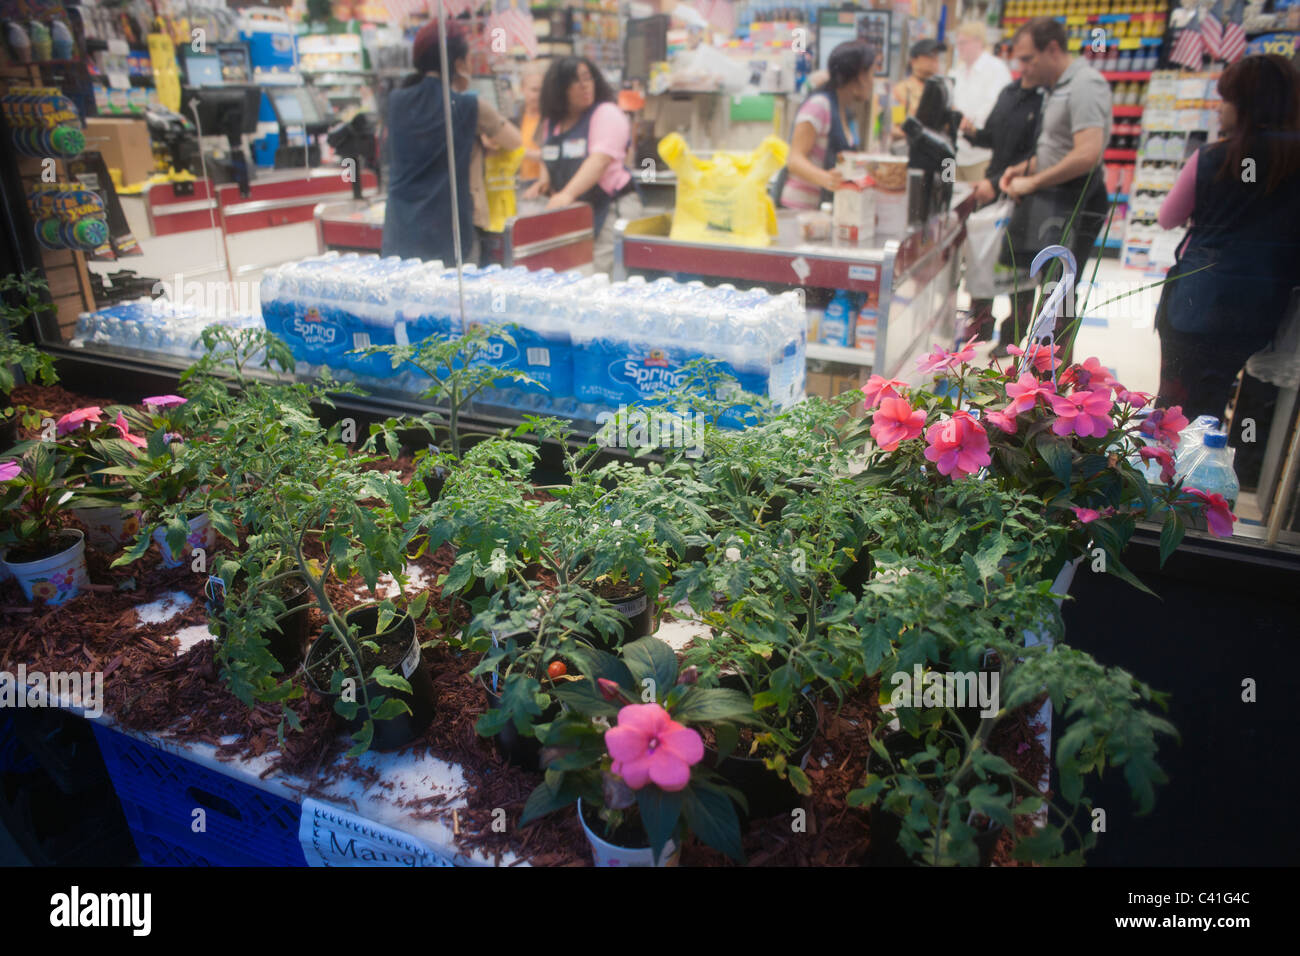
[522,637,754,866]
[0,448,92,605]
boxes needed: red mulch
[0,384,1057,867]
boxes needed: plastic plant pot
[589,579,652,648]
[305,605,436,752]
[72,504,140,552]
[153,514,215,569]
[479,672,562,771]
[577,798,680,867]
[2,530,90,605]
[209,576,315,675]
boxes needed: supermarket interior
[1,0,1299,879]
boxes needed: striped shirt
[780,93,858,210]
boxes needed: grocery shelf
[806,343,875,367]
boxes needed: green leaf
[669,687,756,724]
[620,637,678,702]
[1158,510,1185,567]
[681,782,746,863]
[520,776,577,825]
[635,787,684,864]
[1035,434,1073,486]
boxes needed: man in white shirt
[949,22,1012,183]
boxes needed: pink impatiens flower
[916,337,978,375]
[1007,343,1062,376]
[1140,406,1189,448]
[1005,372,1056,415]
[922,411,991,479]
[985,409,1019,435]
[870,397,927,451]
[1072,507,1102,524]
[1114,386,1154,409]
[55,406,102,436]
[1138,445,1177,484]
[112,412,147,449]
[1184,488,1238,538]
[0,461,20,482]
[860,374,909,410]
[1049,389,1114,438]
[142,395,187,409]
[1061,357,1117,393]
[604,703,703,792]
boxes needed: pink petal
[646,752,692,791]
[611,756,653,790]
[605,724,649,765]
[656,723,704,765]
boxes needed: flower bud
[597,678,622,702]
[677,666,698,685]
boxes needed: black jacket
[966,81,1044,196]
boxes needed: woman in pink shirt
[523,56,640,273]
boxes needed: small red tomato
[547,661,567,679]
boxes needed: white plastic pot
[1,530,90,605]
[577,799,680,868]
[153,514,215,569]
[73,505,141,552]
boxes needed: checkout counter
[314,197,595,271]
[614,182,977,386]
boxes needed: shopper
[382,21,521,264]
[949,22,1012,184]
[523,56,639,274]
[516,60,546,183]
[958,72,1045,341]
[1153,54,1300,420]
[993,17,1111,360]
[891,38,946,147]
[779,40,875,210]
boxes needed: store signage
[848,265,878,283]
[300,797,456,867]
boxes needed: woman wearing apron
[382,21,520,264]
[523,56,640,274]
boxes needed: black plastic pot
[479,673,562,771]
[207,577,314,673]
[305,606,436,752]
[423,465,449,505]
[707,677,820,820]
[0,414,17,453]
[589,580,652,648]
[863,731,1003,867]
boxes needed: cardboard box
[833,179,876,244]
[83,117,155,186]
[805,370,834,400]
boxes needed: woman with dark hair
[1154,54,1300,419]
[779,40,876,209]
[522,56,638,272]
[382,20,520,264]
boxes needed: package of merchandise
[658,133,788,247]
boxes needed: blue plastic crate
[130,830,216,867]
[91,724,306,867]
[0,711,38,775]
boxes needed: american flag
[1170,18,1205,70]
[1221,0,1248,63]
[489,2,539,58]
[1200,1,1224,61]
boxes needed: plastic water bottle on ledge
[1178,431,1240,508]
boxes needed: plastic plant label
[400,635,421,680]
[791,256,811,281]
[300,798,455,867]
[613,594,648,617]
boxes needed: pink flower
[922,411,991,479]
[870,397,927,451]
[604,703,703,792]
[55,406,102,436]
[1072,507,1102,524]
[1114,386,1154,409]
[1005,372,1056,415]
[1048,389,1114,438]
[112,412,147,449]
[142,395,187,409]
[1007,343,1062,375]
[916,337,977,375]
[1184,488,1238,538]
[0,461,20,482]
[985,409,1019,434]
[860,375,908,410]
[1140,406,1189,448]
[1138,445,1177,484]
[1061,357,1117,393]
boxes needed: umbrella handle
[1017,244,1077,387]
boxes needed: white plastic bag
[1246,291,1300,388]
[963,198,1013,299]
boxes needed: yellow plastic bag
[485,145,526,232]
[658,133,788,247]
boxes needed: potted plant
[0,444,91,605]
[0,272,59,451]
[521,637,754,865]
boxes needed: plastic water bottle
[821,289,854,347]
[1177,431,1240,506]
[1176,415,1220,465]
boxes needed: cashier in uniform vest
[522,56,641,274]
[382,20,521,264]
